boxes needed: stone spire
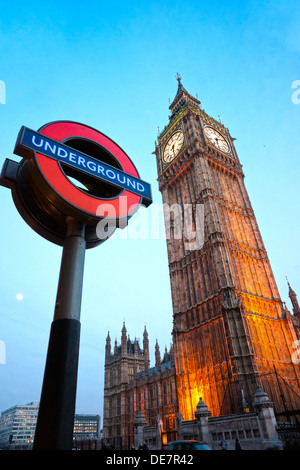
[287,278,300,316]
[134,337,138,354]
[155,339,161,373]
[105,331,111,360]
[170,342,175,369]
[169,73,201,122]
[163,346,169,362]
[143,325,150,375]
[121,321,127,354]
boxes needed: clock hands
[166,141,177,161]
[204,127,229,153]
[163,131,184,164]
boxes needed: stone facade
[138,388,283,450]
[102,79,300,449]
[102,323,178,449]
[153,77,300,421]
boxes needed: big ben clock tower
[154,75,300,420]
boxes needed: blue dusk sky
[0,0,299,418]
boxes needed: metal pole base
[33,318,80,450]
[33,219,86,450]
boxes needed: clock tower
[154,76,300,420]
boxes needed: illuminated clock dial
[163,131,184,163]
[204,126,230,153]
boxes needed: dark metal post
[33,218,86,450]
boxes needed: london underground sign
[0,120,152,450]
[1,121,152,247]
[15,125,152,206]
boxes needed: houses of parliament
[103,77,300,449]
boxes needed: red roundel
[35,121,141,219]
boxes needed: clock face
[163,131,184,163]
[204,126,230,153]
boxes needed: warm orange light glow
[159,89,300,422]
[175,290,300,420]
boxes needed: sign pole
[33,218,86,450]
[0,120,152,450]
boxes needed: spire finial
[175,72,181,83]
